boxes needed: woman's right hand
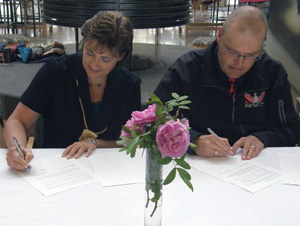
[6,147,34,171]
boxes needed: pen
[207,128,234,154]
[12,137,30,172]
[207,128,219,137]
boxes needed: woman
[4,11,141,171]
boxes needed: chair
[192,0,213,20]
[19,0,42,37]
[1,0,45,37]
[192,0,225,21]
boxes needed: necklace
[88,83,101,87]
[75,79,107,136]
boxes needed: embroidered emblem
[244,91,265,108]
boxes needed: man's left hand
[232,135,264,160]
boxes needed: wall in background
[266,0,300,93]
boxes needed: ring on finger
[250,145,255,149]
[214,150,219,156]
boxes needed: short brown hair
[223,6,267,37]
[80,11,133,57]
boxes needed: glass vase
[144,148,163,226]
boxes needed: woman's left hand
[62,140,97,159]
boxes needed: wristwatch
[87,138,99,148]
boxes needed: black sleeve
[154,53,205,145]
[251,65,300,146]
[154,68,182,104]
[20,61,58,114]
[128,77,142,114]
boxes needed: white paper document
[89,150,145,187]
[187,155,281,193]
[277,152,300,185]
[18,155,99,196]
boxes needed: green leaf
[119,135,132,140]
[140,131,151,137]
[168,102,180,107]
[149,94,163,106]
[179,106,190,110]
[146,100,159,105]
[178,95,189,101]
[189,143,196,149]
[122,125,131,134]
[118,146,128,152]
[180,153,186,161]
[130,148,136,158]
[174,159,191,169]
[156,105,163,117]
[181,175,194,191]
[165,115,175,121]
[163,168,177,185]
[167,106,174,112]
[171,93,180,99]
[179,100,192,105]
[177,168,191,180]
[157,157,172,165]
[126,136,139,157]
[177,168,193,191]
[116,139,130,146]
[151,192,162,202]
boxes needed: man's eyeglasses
[220,39,262,61]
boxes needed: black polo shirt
[21,54,141,148]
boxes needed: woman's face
[82,40,122,79]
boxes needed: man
[154,6,300,160]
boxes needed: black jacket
[154,41,300,147]
[21,54,141,148]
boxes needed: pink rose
[131,104,157,127]
[121,118,135,137]
[121,118,142,137]
[156,119,190,158]
[181,118,189,129]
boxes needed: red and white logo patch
[244,91,265,108]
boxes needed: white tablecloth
[0,147,300,226]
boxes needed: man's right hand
[194,134,234,157]
[6,147,34,171]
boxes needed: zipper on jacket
[232,98,235,124]
[239,125,245,136]
[278,100,287,124]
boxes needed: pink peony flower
[156,119,190,158]
[131,104,157,127]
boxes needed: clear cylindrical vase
[144,148,163,226]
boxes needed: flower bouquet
[117,93,195,225]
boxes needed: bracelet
[86,138,99,148]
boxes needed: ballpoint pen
[207,128,218,137]
[12,137,30,172]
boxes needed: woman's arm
[4,103,40,171]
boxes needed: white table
[0,147,299,226]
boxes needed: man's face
[217,27,264,79]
